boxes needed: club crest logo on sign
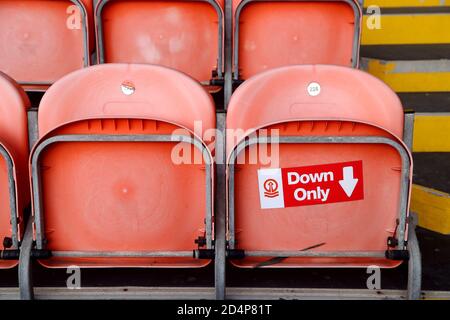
[257,161,364,209]
[263,179,279,198]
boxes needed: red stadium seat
[95,0,224,87]
[227,65,413,269]
[28,64,215,268]
[0,72,30,269]
[232,0,362,80]
[0,0,94,91]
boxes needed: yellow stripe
[413,114,450,152]
[411,185,450,235]
[362,14,450,45]
[375,72,450,92]
[364,59,450,92]
[364,0,450,7]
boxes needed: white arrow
[339,166,359,197]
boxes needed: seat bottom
[38,258,211,269]
[230,258,402,269]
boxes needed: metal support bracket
[407,213,422,300]
[18,218,34,300]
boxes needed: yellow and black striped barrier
[361,3,450,92]
[360,1,450,235]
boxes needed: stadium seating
[0,0,422,301]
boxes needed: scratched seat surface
[226,65,412,268]
[95,0,224,85]
[0,0,94,91]
[32,64,215,268]
[232,0,361,80]
[0,72,30,269]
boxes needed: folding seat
[226,65,420,297]
[95,0,224,88]
[232,0,362,80]
[0,72,30,268]
[21,64,214,278]
[0,0,94,91]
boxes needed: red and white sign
[257,161,364,209]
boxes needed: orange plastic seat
[0,72,30,269]
[31,64,215,268]
[226,65,412,269]
[0,0,94,91]
[95,0,224,86]
[232,0,362,80]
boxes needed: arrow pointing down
[339,166,358,197]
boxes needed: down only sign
[257,161,364,209]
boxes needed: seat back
[0,0,93,91]
[233,0,361,80]
[95,0,224,85]
[0,72,30,269]
[226,65,412,269]
[32,64,215,268]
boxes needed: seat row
[0,62,418,298]
[0,0,419,300]
[0,0,362,91]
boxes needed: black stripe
[364,7,450,14]
[361,44,450,60]
[413,153,450,193]
[398,93,450,113]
